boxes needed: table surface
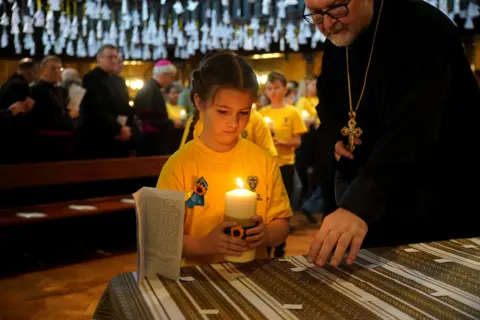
[94,238,480,320]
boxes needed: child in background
[157,50,292,266]
[179,107,277,158]
[165,84,186,128]
[259,71,308,257]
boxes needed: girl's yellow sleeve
[265,158,293,224]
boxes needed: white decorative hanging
[10,2,20,35]
[101,3,111,20]
[142,44,151,60]
[262,0,271,15]
[48,0,61,11]
[96,20,103,39]
[88,29,97,57]
[45,10,55,35]
[132,10,141,26]
[82,17,88,36]
[1,28,8,48]
[27,0,34,16]
[277,0,287,19]
[187,0,199,11]
[70,16,78,40]
[23,15,34,34]
[141,0,148,21]
[13,33,22,53]
[0,13,9,26]
[173,1,184,15]
[284,0,298,5]
[34,7,45,27]
[77,38,86,57]
[67,40,75,55]
[132,26,140,44]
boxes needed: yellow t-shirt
[157,138,292,266]
[179,109,277,157]
[296,97,321,127]
[258,105,308,167]
[166,103,186,121]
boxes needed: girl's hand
[201,221,248,256]
[245,216,268,248]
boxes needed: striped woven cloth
[94,238,480,320]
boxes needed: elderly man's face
[304,0,373,47]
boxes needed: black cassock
[0,73,33,164]
[79,67,134,159]
[29,80,74,162]
[315,0,480,248]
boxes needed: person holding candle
[165,84,187,128]
[259,71,308,258]
[157,50,292,266]
[179,104,277,158]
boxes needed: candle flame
[236,178,244,189]
[264,116,272,123]
[302,110,309,117]
[180,110,186,115]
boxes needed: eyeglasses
[303,0,351,25]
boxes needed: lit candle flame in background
[236,178,244,189]
[264,117,272,124]
[180,110,186,116]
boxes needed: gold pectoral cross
[341,115,363,152]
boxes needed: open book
[133,187,185,283]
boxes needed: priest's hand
[201,221,248,256]
[334,139,362,161]
[245,216,268,249]
[307,208,367,267]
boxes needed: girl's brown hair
[185,50,259,143]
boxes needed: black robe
[29,80,74,161]
[134,78,174,156]
[0,73,33,163]
[315,0,480,248]
[79,67,134,159]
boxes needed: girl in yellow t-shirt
[165,84,187,128]
[157,50,292,266]
[179,108,277,157]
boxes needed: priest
[305,0,480,267]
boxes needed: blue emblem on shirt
[185,177,208,208]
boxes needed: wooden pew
[0,156,168,226]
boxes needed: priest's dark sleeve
[337,38,472,224]
[81,73,122,137]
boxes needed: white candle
[179,109,187,121]
[224,178,257,263]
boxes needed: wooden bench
[0,156,168,226]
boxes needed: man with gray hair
[134,59,177,156]
[307,0,479,267]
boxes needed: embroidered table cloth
[94,238,480,320]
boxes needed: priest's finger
[317,230,341,267]
[335,141,354,160]
[330,232,352,267]
[307,225,330,263]
[346,235,365,265]
[354,138,363,145]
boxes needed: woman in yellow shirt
[179,108,277,157]
[157,50,292,266]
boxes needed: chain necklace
[341,0,385,152]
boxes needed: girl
[157,50,292,266]
[179,106,277,157]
